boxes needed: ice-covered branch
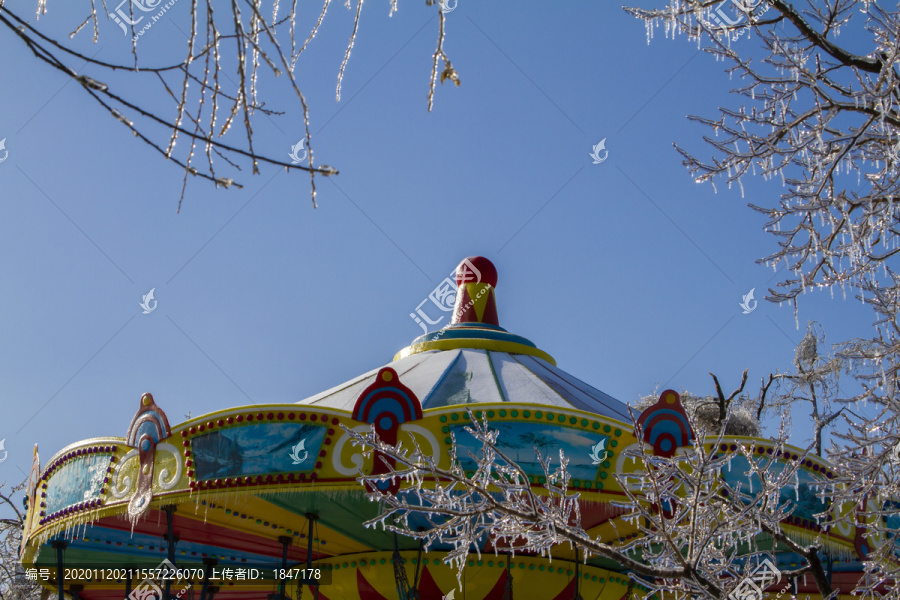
[0,0,455,210]
[347,406,838,599]
[624,0,900,309]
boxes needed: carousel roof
[19,256,867,600]
[299,256,630,422]
[299,349,629,421]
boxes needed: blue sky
[0,1,877,484]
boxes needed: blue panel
[720,456,829,520]
[135,420,162,444]
[882,500,900,544]
[45,455,110,514]
[192,423,326,480]
[450,422,609,481]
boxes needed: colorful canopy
[19,256,870,600]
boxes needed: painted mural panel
[45,455,109,514]
[450,422,610,481]
[192,422,326,479]
[720,455,829,521]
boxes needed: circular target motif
[352,367,423,495]
[636,390,693,458]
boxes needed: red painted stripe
[356,569,390,600]
[550,577,577,600]
[481,569,507,600]
[309,585,331,600]
[416,566,446,599]
[95,510,323,563]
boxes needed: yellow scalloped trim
[394,338,556,365]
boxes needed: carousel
[19,257,874,600]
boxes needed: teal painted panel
[450,422,608,481]
[720,455,829,521]
[192,423,326,480]
[45,455,110,514]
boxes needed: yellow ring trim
[394,339,556,365]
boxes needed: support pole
[305,514,317,571]
[163,505,177,600]
[409,532,424,600]
[201,558,217,600]
[503,552,512,600]
[573,551,581,600]
[391,531,410,600]
[306,514,319,598]
[52,540,67,600]
[278,536,292,600]
[125,573,133,600]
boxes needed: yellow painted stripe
[394,339,556,365]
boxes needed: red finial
[454,256,498,287]
[451,256,500,326]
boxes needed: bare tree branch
[0,0,456,210]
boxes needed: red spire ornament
[451,256,500,326]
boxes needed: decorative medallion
[122,392,175,522]
[352,367,423,494]
[635,389,693,458]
